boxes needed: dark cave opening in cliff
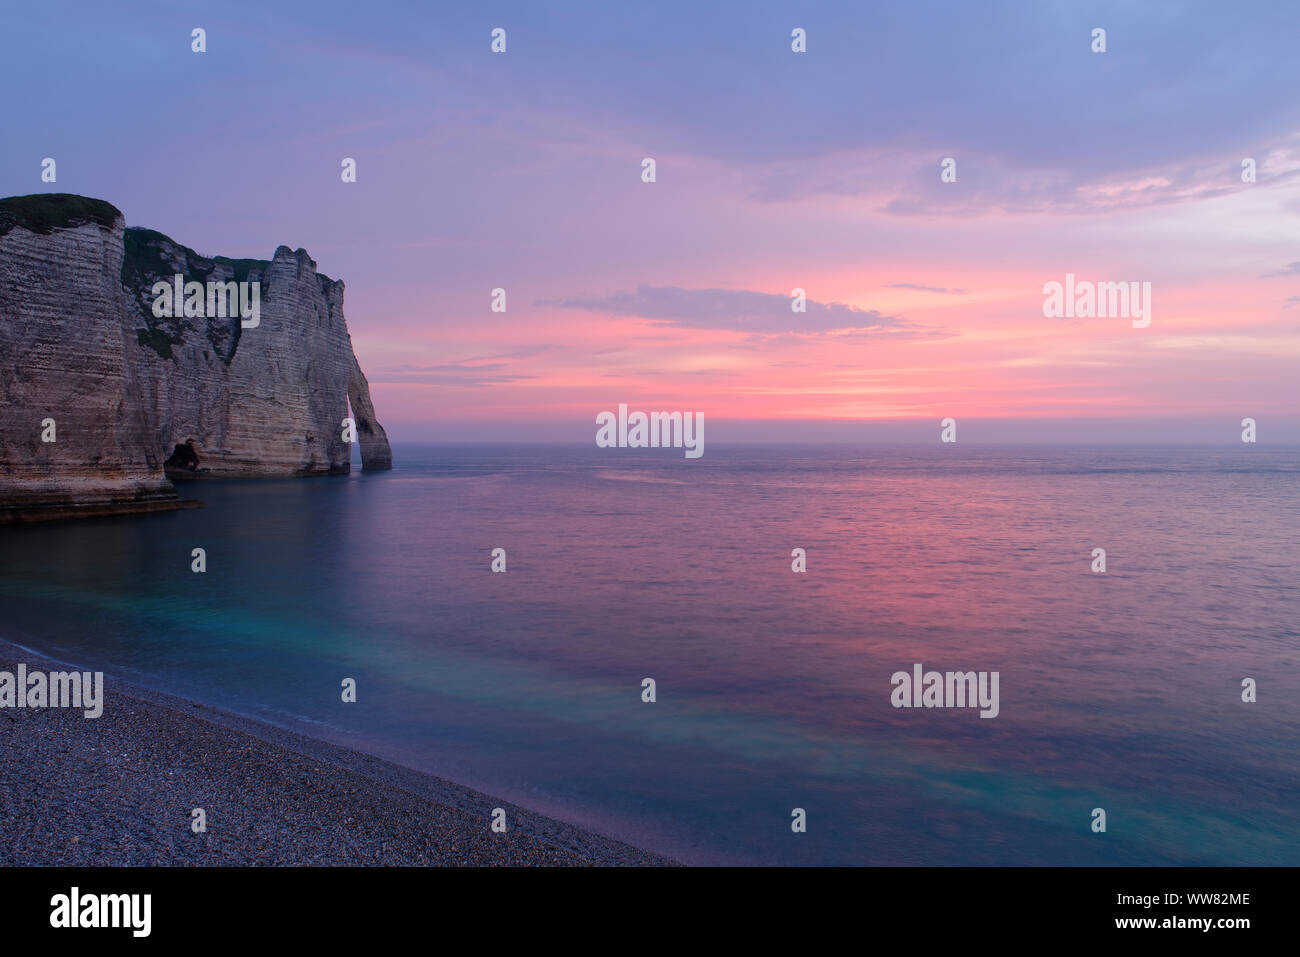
[164,440,200,473]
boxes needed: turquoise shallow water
[1,443,1297,864]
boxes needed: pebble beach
[0,637,673,867]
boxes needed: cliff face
[0,194,391,519]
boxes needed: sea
[1,443,1297,865]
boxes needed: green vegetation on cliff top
[0,194,122,237]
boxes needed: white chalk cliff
[0,194,391,520]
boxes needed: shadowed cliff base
[0,193,392,519]
[0,499,203,525]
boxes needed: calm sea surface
[2,444,1297,864]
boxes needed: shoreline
[0,499,203,524]
[0,636,676,866]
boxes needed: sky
[3,0,1299,443]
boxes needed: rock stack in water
[0,193,392,521]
